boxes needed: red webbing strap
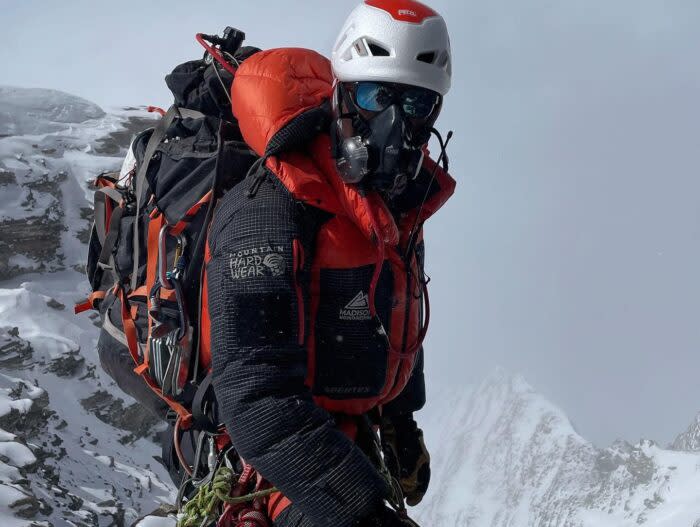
[267,493,291,522]
[119,287,142,366]
[170,190,212,236]
[95,174,118,189]
[128,285,149,299]
[74,291,107,314]
[146,212,165,300]
[147,105,166,116]
[144,212,166,375]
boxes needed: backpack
[76,28,261,473]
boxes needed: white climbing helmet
[332,0,452,96]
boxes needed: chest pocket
[312,262,394,400]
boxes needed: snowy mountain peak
[0,85,105,136]
[417,369,700,527]
[670,412,700,452]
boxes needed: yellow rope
[177,466,278,527]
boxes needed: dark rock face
[0,206,65,280]
[0,169,16,186]
[80,390,161,444]
[0,386,53,439]
[93,116,156,156]
[47,349,85,377]
[0,327,34,369]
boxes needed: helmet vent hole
[437,50,450,68]
[416,51,436,64]
[367,43,390,57]
[353,39,369,57]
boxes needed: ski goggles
[350,81,441,119]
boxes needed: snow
[415,368,700,526]
[0,430,16,442]
[0,285,81,358]
[6,256,39,272]
[135,516,177,527]
[0,483,35,527]
[0,397,32,418]
[0,85,105,136]
[79,485,116,502]
[0,442,36,468]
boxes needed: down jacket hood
[230,47,455,246]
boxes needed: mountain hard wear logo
[229,245,286,280]
[340,291,372,321]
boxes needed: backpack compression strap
[130,105,205,291]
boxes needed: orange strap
[119,287,142,366]
[95,175,117,189]
[267,492,292,521]
[146,213,165,303]
[170,190,212,236]
[128,285,149,298]
[74,290,107,314]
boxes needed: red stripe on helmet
[364,0,438,23]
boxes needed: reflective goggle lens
[401,87,439,119]
[355,82,394,112]
[354,82,439,119]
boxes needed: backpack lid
[165,46,261,120]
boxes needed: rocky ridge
[0,86,171,526]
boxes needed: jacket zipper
[399,250,414,354]
[292,239,305,346]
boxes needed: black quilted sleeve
[206,175,389,527]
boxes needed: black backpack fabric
[165,46,260,120]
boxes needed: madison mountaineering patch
[339,291,371,321]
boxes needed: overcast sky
[1,0,699,447]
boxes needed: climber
[206,1,455,526]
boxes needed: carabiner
[157,226,186,290]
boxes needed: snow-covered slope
[416,370,700,526]
[0,86,174,526]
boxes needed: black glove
[380,414,431,506]
[355,503,420,526]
